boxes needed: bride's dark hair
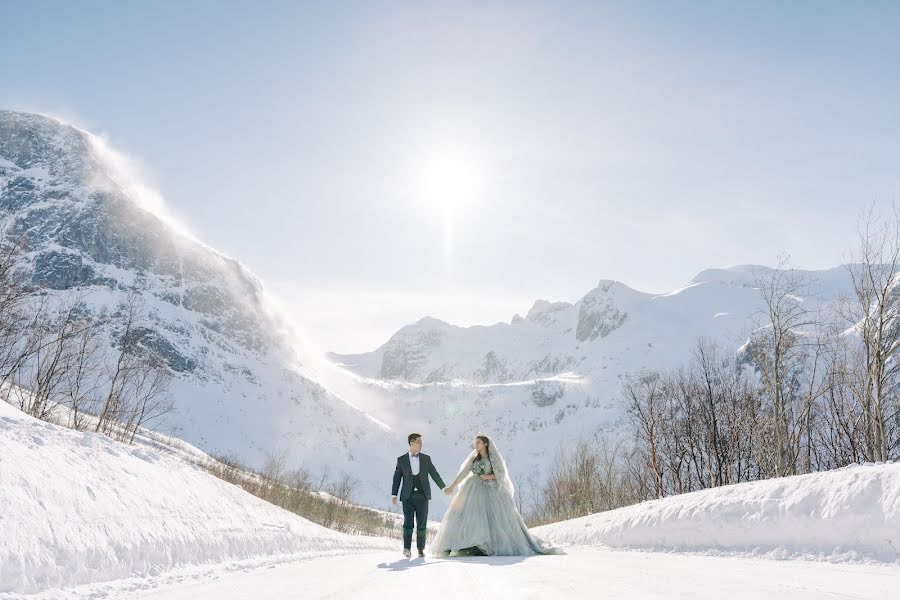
[472,435,491,465]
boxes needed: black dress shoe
[418,550,425,558]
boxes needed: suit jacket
[391,452,446,501]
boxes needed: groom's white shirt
[408,451,420,475]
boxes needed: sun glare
[406,137,490,268]
[417,146,485,217]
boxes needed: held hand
[391,496,398,506]
[443,487,452,496]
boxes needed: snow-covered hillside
[0,399,393,596]
[535,462,900,562]
[0,111,397,504]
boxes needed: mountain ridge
[330,263,855,386]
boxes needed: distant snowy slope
[0,400,393,596]
[535,462,900,562]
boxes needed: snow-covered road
[34,547,900,600]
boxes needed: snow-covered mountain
[325,265,857,500]
[0,111,396,502]
[333,269,853,386]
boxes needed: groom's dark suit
[392,452,446,552]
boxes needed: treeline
[525,205,900,525]
[0,233,173,442]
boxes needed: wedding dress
[428,436,561,556]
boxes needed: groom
[391,433,450,558]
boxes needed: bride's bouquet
[470,460,487,476]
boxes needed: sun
[417,146,485,216]
[406,138,490,268]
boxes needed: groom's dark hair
[408,433,421,445]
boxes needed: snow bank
[535,463,900,562]
[0,402,393,595]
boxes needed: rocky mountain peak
[525,299,572,325]
[0,110,286,370]
[0,111,99,185]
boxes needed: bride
[429,435,561,557]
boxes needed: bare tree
[750,257,821,476]
[92,291,173,440]
[658,369,693,493]
[692,338,731,485]
[593,436,627,511]
[541,438,601,518]
[120,352,174,444]
[624,371,666,498]
[96,291,141,434]
[5,295,100,422]
[793,311,834,473]
[531,435,632,525]
[258,448,290,503]
[20,301,90,421]
[816,333,867,469]
[840,203,900,462]
[64,314,106,431]
[0,233,42,394]
[330,474,358,509]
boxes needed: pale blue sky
[2,1,899,352]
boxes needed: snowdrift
[0,401,392,595]
[535,462,900,562]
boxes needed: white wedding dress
[428,437,560,557]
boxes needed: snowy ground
[0,400,392,596]
[3,399,899,599]
[535,461,900,562]
[22,548,900,599]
